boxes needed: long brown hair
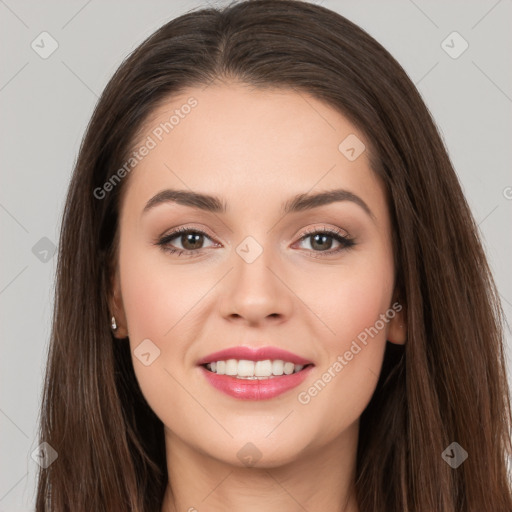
[35,1,512,510]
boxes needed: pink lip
[196,346,313,366]
[199,365,314,400]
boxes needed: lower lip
[199,365,314,400]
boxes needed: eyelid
[156,223,220,243]
[154,225,221,252]
[295,224,350,240]
[155,223,355,257]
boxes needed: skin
[109,81,406,512]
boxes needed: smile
[204,359,309,379]
[199,360,314,400]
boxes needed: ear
[386,291,406,346]
[108,266,129,339]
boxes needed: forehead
[121,81,387,221]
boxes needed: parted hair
[35,1,512,510]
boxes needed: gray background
[1,0,511,509]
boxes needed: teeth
[284,362,295,375]
[255,360,272,377]
[216,361,226,375]
[225,359,238,376]
[238,359,255,377]
[272,360,284,375]
[204,359,306,378]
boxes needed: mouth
[197,346,315,400]
[201,359,314,380]
[198,357,315,400]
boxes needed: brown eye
[295,227,355,256]
[180,232,205,250]
[156,228,217,256]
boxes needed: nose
[218,239,294,326]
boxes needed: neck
[160,421,360,512]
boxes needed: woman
[35,0,512,510]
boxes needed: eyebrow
[142,188,375,220]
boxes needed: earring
[111,316,117,331]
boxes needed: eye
[154,224,356,258]
[293,225,356,258]
[155,227,218,257]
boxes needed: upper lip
[197,346,314,366]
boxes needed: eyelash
[155,225,356,259]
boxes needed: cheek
[312,247,394,350]
[120,261,172,341]
[117,234,224,400]
[118,246,192,420]
[118,238,201,343]
[294,248,394,439]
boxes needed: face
[109,81,405,468]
